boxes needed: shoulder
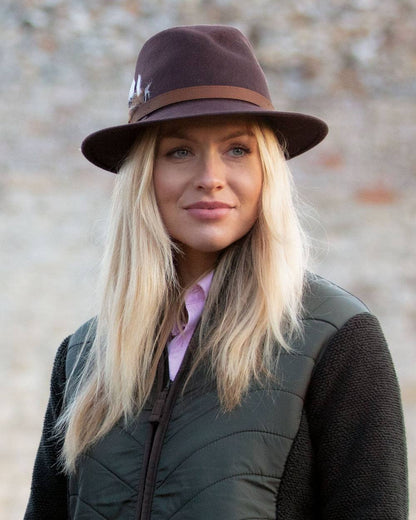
[67,317,97,351]
[302,273,369,329]
[302,276,395,394]
[49,335,72,398]
[293,274,371,362]
[65,317,97,381]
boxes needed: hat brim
[81,99,328,173]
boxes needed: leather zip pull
[149,383,170,424]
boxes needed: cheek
[242,170,263,214]
[153,169,165,204]
[153,177,171,233]
[153,160,188,204]
[253,177,263,204]
[153,170,176,208]
[153,172,184,237]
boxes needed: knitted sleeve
[279,312,408,519]
[24,336,70,520]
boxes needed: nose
[194,151,225,191]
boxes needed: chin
[177,239,233,257]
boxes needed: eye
[168,148,191,159]
[228,145,250,157]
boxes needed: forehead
[158,115,256,139]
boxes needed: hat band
[128,85,274,123]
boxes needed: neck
[176,248,218,287]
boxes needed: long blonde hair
[57,119,308,473]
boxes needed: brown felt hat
[81,25,328,173]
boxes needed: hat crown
[130,25,271,108]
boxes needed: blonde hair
[57,119,308,473]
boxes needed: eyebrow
[159,128,255,142]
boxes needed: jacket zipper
[137,344,195,519]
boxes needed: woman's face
[153,117,263,265]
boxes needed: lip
[184,201,234,210]
[184,200,234,219]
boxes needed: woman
[25,25,408,519]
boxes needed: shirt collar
[171,271,214,336]
[194,270,214,299]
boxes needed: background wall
[1,0,415,517]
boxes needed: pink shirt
[167,271,214,380]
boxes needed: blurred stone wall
[1,0,415,517]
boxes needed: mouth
[184,201,234,210]
[184,200,234,219]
